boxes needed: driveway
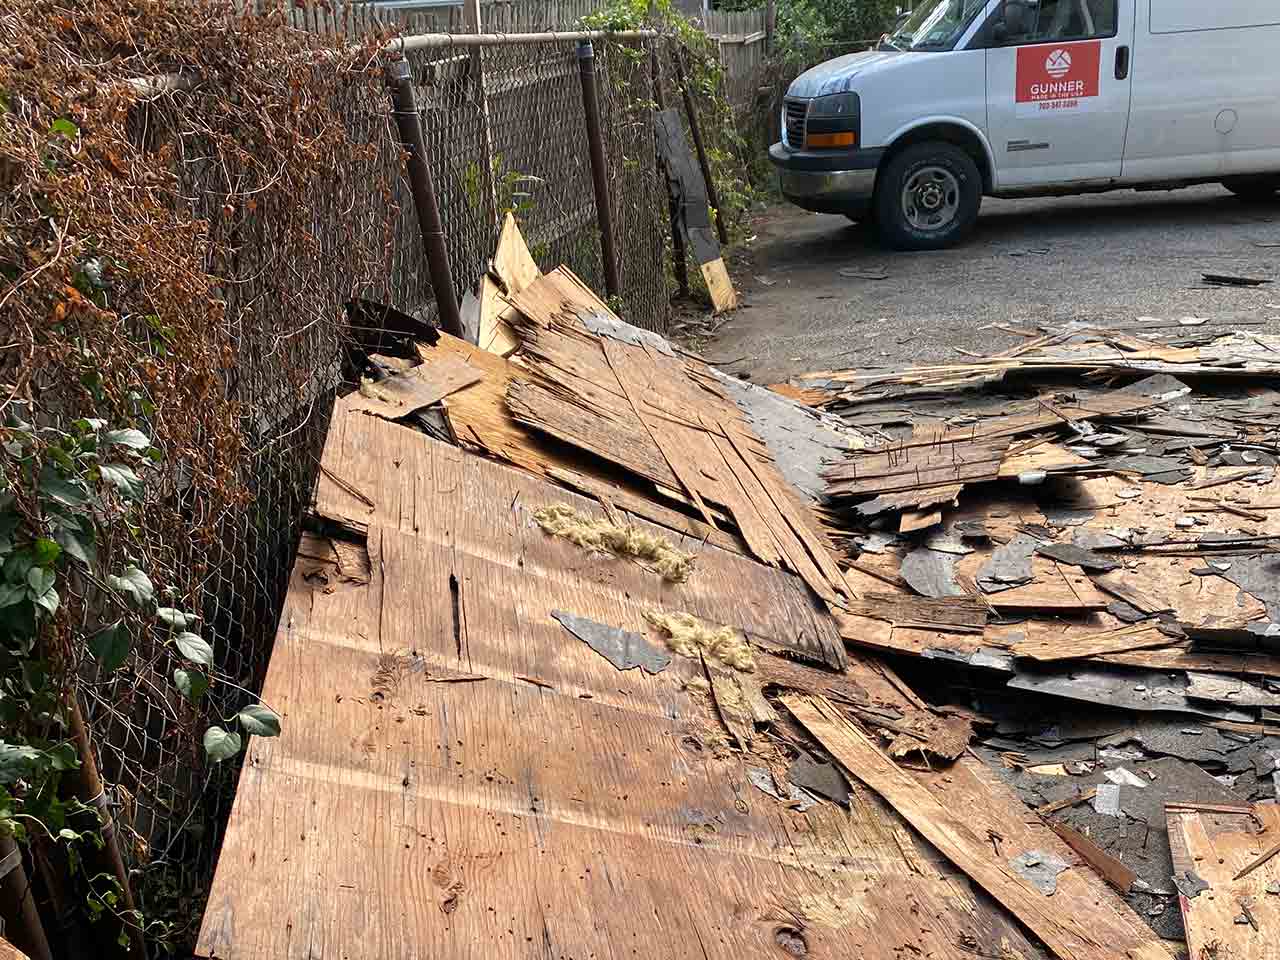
[706,185,1280,383]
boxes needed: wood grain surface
[198,418,1055,960]
[1168,802,1280,960]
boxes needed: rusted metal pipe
[577,40,621,300]
[386,57,464,338]
[672,46,729,246]
[0,835,53,960]
[650,45,688,298]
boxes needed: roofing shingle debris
[198,224,1279,960]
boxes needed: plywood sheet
[1167,802,1280,960]
[313,412,845,669]
[199,432,1054,960]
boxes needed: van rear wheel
[1223,176,1280,201]
[876,141,981,251]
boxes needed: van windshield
[886,0,988,51]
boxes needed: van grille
[784,98,808,148]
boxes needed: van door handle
[1115,45,1130,80]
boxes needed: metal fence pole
[576,39,622,300]
[650,45,688,298]
[386,57,464,338]
[672,45,730,247]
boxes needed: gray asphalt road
[705,185,1280,383]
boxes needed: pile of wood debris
[196,222,1280,960]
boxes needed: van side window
[997,0,1118,44]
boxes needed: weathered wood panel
[1167,802,1280,960]
[198,427,1052,960]
[313,412,844,666]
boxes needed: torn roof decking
[197,411,1060,960]
[311,413,844,670]
[1167,802,1280,960]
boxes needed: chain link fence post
[576,39,621,300]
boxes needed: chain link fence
[33,15,671,956]
[394,34,670,331]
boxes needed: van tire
[1223,176,1280,201]
[875,141,982,251]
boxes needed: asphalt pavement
[704,184,1280,383]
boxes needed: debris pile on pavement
[195,221,1279,960]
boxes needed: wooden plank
[1046,821,1137,894]
[0,939,30,960]
[983,563,1109,611]
[784,694,1174,960]
[1010,623,1174,662]
[338,355,483,421]
[700,258,737,314]
[476,275,519,357]
[842,594,987,634]
[1167,803,1280,960]
[490,213,541,296]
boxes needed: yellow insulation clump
[644,611,755,673]
[532,504,696,583]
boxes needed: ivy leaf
[49,118,78,138]
[102,428,150,451]
[174,631,213,667]
[26,567,58,615]
[48,742,80,772]
[88,621,130,672]
[106,566,153,606]
[173,668,209,704]
[0,742,43,784]
[38,464,88,507]
[31,584,59,616]
[156,607,199,629]
[72,418,106,433]
[52,520,96,567]
[31,538,61,567]
[0,583,26,608]
[98,463,142,500]
[202,726,242,763]
[237,704,281,738]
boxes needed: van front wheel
[875,142,981,251]
[1223,176,1280,201]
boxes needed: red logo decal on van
[1016,40,1101,105]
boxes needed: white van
[770,0,1280,249]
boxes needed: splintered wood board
[1167,802,1280,960]
[504,272,847,608]
[700,257,737,314]
[489,212,540,295]
[338,355,483,421]
[197,434,1053,960]
[413,333,745,556]
[312,412,845,669]
[785,693,1174,960]
[476,274,519,357]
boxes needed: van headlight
[806,92,860,149]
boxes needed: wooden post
[765,0,777,54]
[463,0,500,236]
[577,39,621,299]
[672,45,729,246]
[651,46,688,297]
